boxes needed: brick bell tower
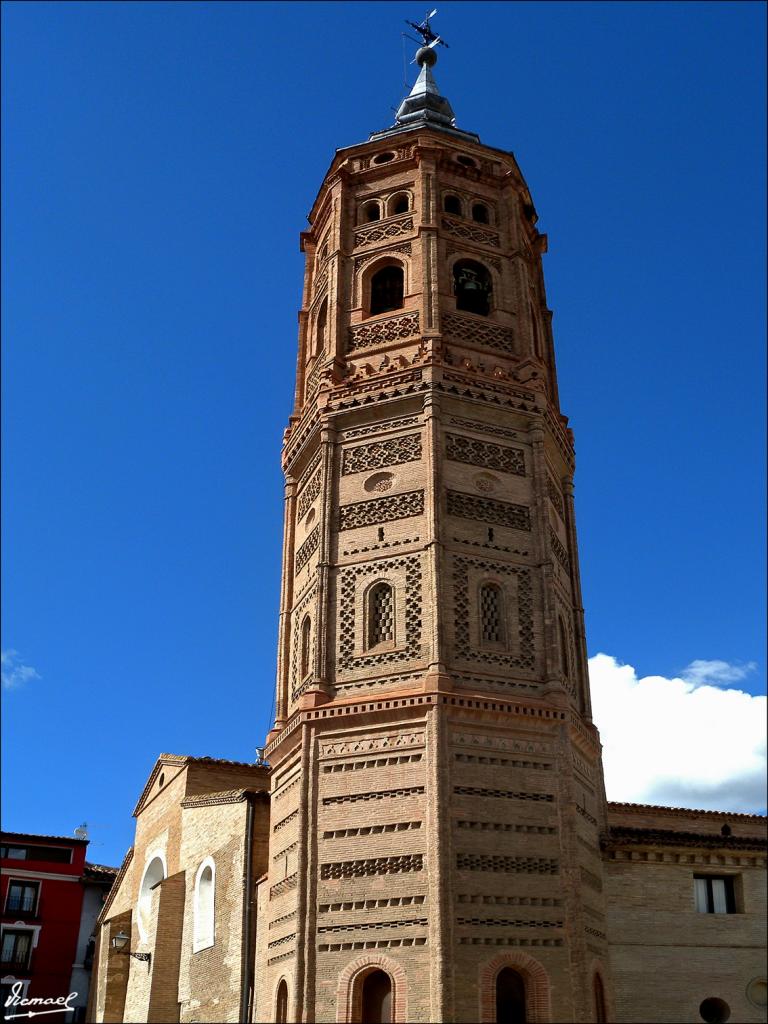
[258,36,611,1024]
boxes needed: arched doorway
[361,969,392,1024]
[496,967,526,1024]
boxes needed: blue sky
[2,2,765,866]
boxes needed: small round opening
[699,998,731,1024]
[372,152,395,164]
[456,154,477,168]
[746,979,767,1009]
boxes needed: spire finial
[369,10,479,143]
[404,9,449,64]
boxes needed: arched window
[369,266,404,316]
[362,201,381,223]
[137,853,166,943]
[444,194,462,216]
[275,979,289,1024]
[594,974,607,1024]
[496,968,526,1024]
[454,259,492,316]
[316,297,327,354]
[472,202,489,224]
[193,859,215,951]
[530,303,542,358]
[368,582,394,648]
[480,583,505,645]
[361,970,392,1024]
[390,193,410,216]
[558,615,570,677]
[300,616,311,679]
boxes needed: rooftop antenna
[74,822,89,840]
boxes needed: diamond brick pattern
[369,582,394,645]
[320,854,424,880]
[342,433,422,475]
[480,584,503,642]
[338,555,423,671]
[442,311,515,354]
[456,854,559,874]
[297,470,321,520]
[353,216,413,249]
[295,524,320,572]
[348,311,420,352]
[446,433,525,476]
[339,490,424,531]
[447,490,530,531]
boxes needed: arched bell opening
[453,258,492,317]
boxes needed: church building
[87,34,766,1024]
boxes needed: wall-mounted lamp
[111,931,151,962]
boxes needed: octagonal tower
[257,48,611,1024]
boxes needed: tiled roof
[607,801,766,821]
[132,753,269,818]
[83,862,119,881]
[604,825,768,851]
[181,788,269,809]
[159,753,266,769]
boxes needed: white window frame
[137,849,167,943]
[3,879,41,917]
[192,857,215,953]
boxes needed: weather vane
[404,8,449,57]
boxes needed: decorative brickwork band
[447,491,531,531]
[442,311,515,354]
[441,217,500,247]
[446,433,526,476]
[297,470,321,519]
[339,489,424,531]
[295,524,320,572]
[305,357,325,401]
[336,952,409,1024]
[354,215,414,249]
[478,952,552,1023]
[320,854,424,879]
[342,433,422,475]
[456,853,559,874]
[348,311,420,352]
[547,477,565,519]
[549,528,571,573]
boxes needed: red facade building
[1,832,115,1022]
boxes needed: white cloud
[589,653,766,814]
[680,659,758,686]
[1,649,41,691]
